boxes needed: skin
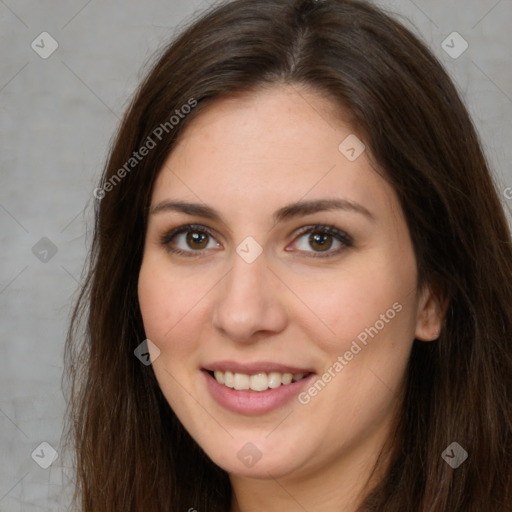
[137,84,444,512]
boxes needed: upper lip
[203,361,315,375]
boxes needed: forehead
[151,84,397,222]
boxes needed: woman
[64,0,512,510]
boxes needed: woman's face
[138,84,440,484]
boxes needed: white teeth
[250,373,268,392]
[268,372,282,389]
[281,373,293,385]
[224,371,234,388]
[211,370,308,392]
[233,373,250,390]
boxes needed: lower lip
[203,370,315,415]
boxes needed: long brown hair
[63,0,512,509]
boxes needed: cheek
[137,258,203,408]
[137,257,201,350]
[288,255,416,355]
[138,261,169,341]
[310,261,418,416]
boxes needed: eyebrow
[150,198,375,225]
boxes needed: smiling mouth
[206,370,312,392]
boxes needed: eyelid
[160,224,222,256]
[287,224,352,258]
[292,224,352,246]
[161,223,216,243]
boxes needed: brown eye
[308,232,333,252]
[291,225,352,258]
[186,231,209,249]
[161,224,221,256]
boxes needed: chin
[198,433,309,480]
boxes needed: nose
[211,250,288,343]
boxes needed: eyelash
[160,223,353,259]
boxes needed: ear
[415,282,448,341]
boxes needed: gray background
[1,0,511,510]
